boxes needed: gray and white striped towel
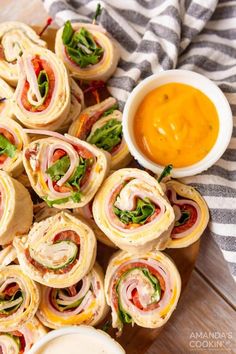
[43,0,236,280]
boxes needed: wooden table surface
[1,1,235,353]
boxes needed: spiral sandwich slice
[166,180,209,248]
[55,21,119,81]
[0,171,33,245]
[0,117,29,177]
[13,46,71,130]
[105,250,181,334]
[23,132,110,208]
[37,263,108,328]
[93,168,175,253]
[14,211,97,288]
[69,97,131,169]
[0,265,40,332]
[0,21,46,86]
[0,317,46,354]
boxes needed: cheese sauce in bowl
[123,70,232,178]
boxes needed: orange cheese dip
[133,83,219,168]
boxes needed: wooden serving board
[35,26,200,354]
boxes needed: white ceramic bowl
[27,326,126,354]
[123,69,233,178]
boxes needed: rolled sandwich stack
[105,250,181,334]
[69,97,131,169]
[55,21,119,81]
[13,46,71,131]
[165,180,209,248]
[0,265,40,331]
[93,168,175,253]
[14,212,97,288]
[37,264,108,328]
[23,132,110,208]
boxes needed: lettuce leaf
[88,119,122,152]
[37,70,49,102]
[175,210,190,226]
[113,198,155,225]
[62,21,104,68]
[0,134,16,158]
[46,156,70,181]
[158,164,173,183]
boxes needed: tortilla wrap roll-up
[0,171,33,245]
[0,21,47,86]
[12,47,71,131]
[74,202,116,248]
[165,180,209,248]
[105,250,181,334]
[0,117,29,177]
[93,168,175,253]
[14,211,97,288]
[0,317,47,354]
[0,245,17,266]
[0,265,40,332]
[0,78,14,117]
[60,78,84,132]
[37,263,108,329]
[23,132,110,209]
[55,21,119,81]
[69,97,131,169]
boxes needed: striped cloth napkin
[42,0,236,280]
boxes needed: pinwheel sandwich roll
[93,168,175,253]
[74,202,116,248]
[0,22,46,86]
[0,245,17,266]
[69,97,131,169]
[0,117,29,177]
[23,132,110,208]
[0,78,14,117]
[166,180,209,248]
[0,265,40,332]
[14,211,97,288]
[60,78,84,132]
[0,317,47,354]
[55,20,119,81]
[105,250,181,334]
[37,263,108,329]
[13,46,71,130]
[0,171,33,245]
